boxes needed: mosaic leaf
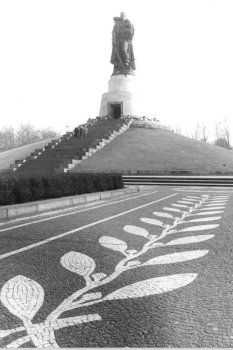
[205,203,227,206]
[166,234,214,246]
[103,273,197,300]
[124,225,149,237]
[193,211,223,216]
[178,224,219,232]
[187,216,221,223]
[6,335,31,348]
[209,202,227,204]
[140,218,164,227]
[163,207,182,212]
[0,329,22,339]
[178,201,194,204]
[184,197,199,201]
[99,236,127,253]
[144,250,208,265]
[61,251,96,277]
[153,211,173,219]
[0,275,44,321]
[186,196,200,200]
[79,292,102,302]
[200,207,225,210]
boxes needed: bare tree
[0,127,16,151]
[0,124,60,152]
[39,127,58,140]
[188,123,202,140]
[214,119,231,149]
[200,124,209,142]
[16,123,40,147]
[167,124,183,135]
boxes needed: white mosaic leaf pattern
[178,201,194,204]
[200,206,225,210]
[163,207,182,212]
[205,203,227,206]
[0,193,228,348]
[99,236,127,253]
[0,275,44,321]
[60,251,96,277]
[103,273,198,300]
[153,211,173,219]
[178,224,219,232]
[6,335,31,348]
[187,216,221,223]
[79,292,102,302]
[140,218,164,227]
[172,204,189,208]
[144,250,209,265]
[124,225,149,237]
[193,211,223,216]
[166,234,215,246]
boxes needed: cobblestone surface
[0,186,232,347]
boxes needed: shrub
[0,173,123,206]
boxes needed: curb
[0,186,142,221]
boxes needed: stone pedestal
[99,75,144,118]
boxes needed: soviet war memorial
[1,3,233,349]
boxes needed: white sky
[1,0,233,140]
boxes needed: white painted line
[0,190,159,233]
[0,193,177,260]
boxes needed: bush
[0,173,123,206]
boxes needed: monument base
[99,75,144,119]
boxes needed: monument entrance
[108,102,122,119]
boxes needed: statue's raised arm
[110,12,136,76]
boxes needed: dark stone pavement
[0,186,232,347]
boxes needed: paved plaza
[0,186,233,347]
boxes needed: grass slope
[72,127,233,174]
[0,139,53,171]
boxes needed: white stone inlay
[0,193,227,348]
[166,234,215,246]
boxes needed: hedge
[0,173,123,206]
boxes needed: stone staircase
[9,118,132,177]
[60,120,132,173]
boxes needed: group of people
[74,125,88,139]
[73,115,134,140]
[142,116,160,123]
[73,118,97,139]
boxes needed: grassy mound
[72,127,233,174]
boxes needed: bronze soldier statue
[110,12,136,76]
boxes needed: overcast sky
[0,0,233,139]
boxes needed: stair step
[14,119,128,175]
